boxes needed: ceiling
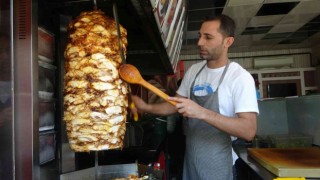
[182,0,320,55]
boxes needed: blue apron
[183,62,232,180]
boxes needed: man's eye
[206,36,213,39]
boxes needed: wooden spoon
[119,64,177,106]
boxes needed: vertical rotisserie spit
[63,10,128,152]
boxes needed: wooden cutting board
[248,148,320,177]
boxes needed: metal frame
[13,0,40,178]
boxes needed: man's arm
[169,96,257,141]
[131,94,182,116]
[202,111,257,141]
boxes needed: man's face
[197,20,227,61]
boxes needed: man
[131,14,259,180]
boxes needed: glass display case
[38,27,57,165]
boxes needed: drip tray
[60,163,162,180]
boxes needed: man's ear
[224,37,234,48]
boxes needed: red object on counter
[155,151,166,180]
[178,60,184,78]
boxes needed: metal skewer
[113,2,126,64]
[113,2,139,121]
[93,0,97,10]
[95,151,99,180]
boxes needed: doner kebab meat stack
[63,10,128,152]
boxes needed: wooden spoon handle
[139,79,177,106]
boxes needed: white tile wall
[180,48,313,72]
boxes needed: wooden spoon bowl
[119,64,176,106]
[119,63,143,84]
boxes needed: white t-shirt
[177,60,259,164]
[177,60,259,117]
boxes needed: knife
[113,3,139,121]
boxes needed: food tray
[60,163,163,180]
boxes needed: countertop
[234,144,277,180]
[233,143,320,180]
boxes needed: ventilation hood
[39,0,174,75]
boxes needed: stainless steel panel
[13,0,40,178]
[61,143,75,173]
[286,95,320,146]
[59,14,76,174]
[257,99,289,135]
[60,167,95,180]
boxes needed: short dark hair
[203,14,236,38]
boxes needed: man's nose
[197,38,203,46]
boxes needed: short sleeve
[232,72,259,114]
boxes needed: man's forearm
[200,108,257,141]
[144,101,178,116]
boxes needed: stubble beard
[200,45,223,61]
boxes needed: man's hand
[169,96,257,141]
[131,95,149,113]
[168,96,206,119]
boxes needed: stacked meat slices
[64,10,128,152]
